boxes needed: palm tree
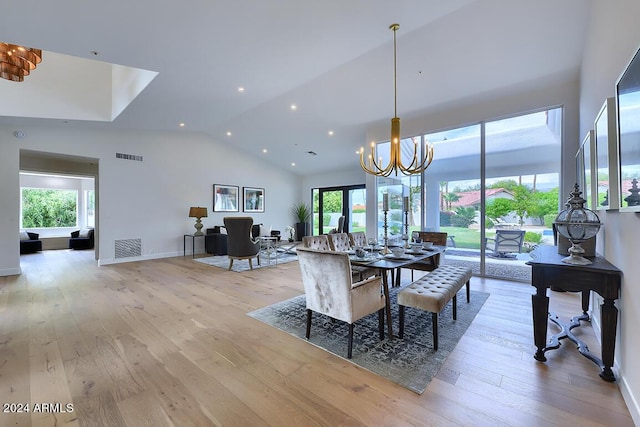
[443,192,460,211]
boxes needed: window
[21,188,78,228]
[85,190,95,228]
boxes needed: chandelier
[0,42,43,82]
[360,24,434,177]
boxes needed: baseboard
[0,266,21,276]
[98,251,182,266]
[619,370,640,426]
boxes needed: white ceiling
[0,0,592,175]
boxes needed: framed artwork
[616,45,640,211]
[581,130,595,209]
[594,97,619,210]
[213,184,239,212]
[243,187,265,213]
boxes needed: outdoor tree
[485,198,514,220]
[442,192,460,211]
[22,189,77,228]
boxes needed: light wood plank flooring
[0,250,633,426]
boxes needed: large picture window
[21,188,78,228]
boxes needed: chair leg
[378,308,384,340]
[347,323,354,359]
[453,294,457,320]
[466,279,470,303]
[432,312,439,350]
[248,259,253,270]
[399,305,405,338]
[228,259,234,270]
[305,309,312,339]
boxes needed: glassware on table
[367,237,377,253]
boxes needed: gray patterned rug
[194,252,298,272]
[248,287,489,394]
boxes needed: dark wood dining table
[350,246,446,339]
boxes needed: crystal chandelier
[0,42,43,82]
[360,24,434,177]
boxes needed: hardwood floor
[1,250,633,426]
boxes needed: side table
[526,245,622,381]
[184,234,205,258]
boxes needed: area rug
[194,252,298,272]
[247,287,489,394]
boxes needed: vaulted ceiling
[0,0,592,175]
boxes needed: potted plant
[291,202,311,240]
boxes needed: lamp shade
[189,207,208,218]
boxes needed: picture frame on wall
[594,97,620,210]
[243,187,265,213]
[213,184,239,212]
[581,130,596,209]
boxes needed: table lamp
[189,206,208,236]
[554,183,601,265]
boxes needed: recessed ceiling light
[226,131,232,136]
[179,123,185,127]
[262,149,267,153]
[238,86,245,92]
[328,130,334,136]
[290,104,297,111]
[291,162,296,166]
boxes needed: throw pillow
[19,230,30,241]
[79,228,92,238]
[259,224,271,237]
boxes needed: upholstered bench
[398,265,472,350]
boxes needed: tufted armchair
[296,247,385,359]
[223,217,260,270]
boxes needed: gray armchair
[223,217,260,270]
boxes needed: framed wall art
[243,187,264,213]
[581,130,595,209]
[213,184,239,212]
[616,44,640,211]
[594,97,620,210]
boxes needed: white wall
[0,125,300,271]
[580,0,640,422]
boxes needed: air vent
[116,152,143,162]
[115,239,142,258]
[307,151,317,156]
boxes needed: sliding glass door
[312,185,366,235]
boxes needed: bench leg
[399,305,405,338]
[453,294,457,320]
[432,312,439,350]
[466,279,470,303]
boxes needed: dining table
[349,246,446,339]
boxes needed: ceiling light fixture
[0,42,42,82]
[359,24,434,176]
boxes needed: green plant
[524,231,543,244]
[291,202,311,223]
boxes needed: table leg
[192,236,196,258]
[183,236,186,257]
[380,269,394,339]
[600,298,618,381]
[532,284,549,362]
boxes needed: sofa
[20,231,42,254]
[69,228,95,250]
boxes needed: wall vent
[116,152,143,162]
[115,239,142,258]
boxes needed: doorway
[312,185,366,235]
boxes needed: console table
[526,245,622,381]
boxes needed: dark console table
[526,245,622,381]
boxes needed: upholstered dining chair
[223,217,260,270]
[328,233,378,282]
[302,235,331,250]
[296,246,385,359]
[348,231,367,248]
[406,231,448,280]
